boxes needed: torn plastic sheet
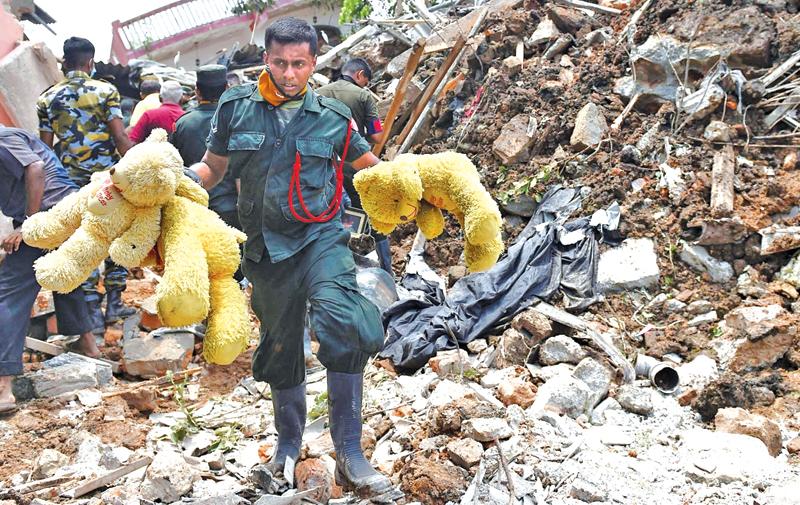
[379,186,622,373]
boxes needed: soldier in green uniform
[316,59,393,274]
[191,17,399,499]
[36,37,136,335]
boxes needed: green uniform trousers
[244,226,384,389]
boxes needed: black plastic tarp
[379,186,622,373]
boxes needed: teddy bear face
[353,159,424,229]
[110,134,185,208]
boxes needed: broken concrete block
[462,417,513,442]
[295,458,334,504]
[123,330,194,378]
[492,114,536,164]
[493,328,535,368]
[570,478,608,502]
[679,241,734,283]
[686,300,715,315]
[597,238,660,292]
[687,311,719,327]
[725,305,786,340]
[29,363,97,398]
[679,85,726,122]
[446,438,483,469]
[32,449,69,480]
[427,379,472,409]
[590,397,621,425]
[572,358,612,409]
[730,331,795,373]
[43,352,112,386]
[527,18,561,46]
[704,121,732,142]
[529,374,592,419]
[715,407,782,457]
[511,308,553,340]
[615,385,653,416]
[139,450,199,502]
[497,378,536,408]
[429,349,470,378]
[538,335,586,366]
[570,102,608,150]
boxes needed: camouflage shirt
[36,70,123,186]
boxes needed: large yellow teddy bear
[353,152,504,272]
[22,130,250,365]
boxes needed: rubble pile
[3,0,800,503]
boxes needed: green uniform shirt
[173,102,238,214]
[316,79,381,139]
[206,85,371,263]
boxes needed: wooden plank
[25,336,64,356]
[710,145,735,218]
[393,36,467,152]
[372,40,427,157]
[555,0,622,15]
[61,457,152,499]
[13,474,76,494]
[102,367,202,399]
[316,25,378,70]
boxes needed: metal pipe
[635,354,680,394]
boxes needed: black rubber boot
[267,382,307,476]
[328,371,399,500]
[104,289,136,323]
[85,294,105,337]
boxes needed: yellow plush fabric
[22,128,250,365]
[354,151,504,272]
[22,129,184,292]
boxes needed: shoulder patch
[219,84,256,105]
[319,95,352,120]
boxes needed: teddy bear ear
[145,129,169,143]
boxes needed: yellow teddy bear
[22,129,250,365]
[353,152,504,272]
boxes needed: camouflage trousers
[81,258,128,298]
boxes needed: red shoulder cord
[288,122,353,223]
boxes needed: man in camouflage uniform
[36,37,136,335]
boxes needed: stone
[139,450,199,502]
[400,455,468,504]
[447,265,468,286]
[497,378,536,408]
[493,328,535,368]
[679,85,726,123]
[715,407,782,457]
[688,311,719,327]
[569,478,607,502]
[101,485,142,505]
[427,379,472,408]
[762,478,800,505]
[32,449,69,480]
[527,18,561,46]
[466,339,488,354]
[538,335,586,366]
[704,121,732,142]
[29,363,97,398]
[480,367,517,389]
[664,299,687,314]
[620,145,641,164]
[679,241,734,283]
[730,331,795,373]
[492,114,537,164]
[501,194,537,218]
[686,300,714,315]
[430,395,503,435]
[529,374,592,419]
[570,102,608,150]
[546,4,596,35]
[677,355,718,389]
[501,55,522,76]
[597,238,660,292]
[121,387,158,413]
[295,458,334,504]
[43,352,113,386]
[123,330,194,378]
[572,358,612,409]
[511,308,553,340]
[787,437,800,454]
[725,305,786,340]
[446,438,484,469]
[191,493,249,505]
[429,349,470,378]
[462,418,513,442]
[306,431,335,459]
[590,397,621,425]
[616,385,653,416]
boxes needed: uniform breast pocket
[227,132,265,171]
[295,138,334,189]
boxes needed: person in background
[128,77,161,128]
[36,36,135,337]
[0,125,97,415]
[316,58,392,274]
[129,81,186,143]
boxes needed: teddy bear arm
[21,189,85,250]
[109,206,162,267]
[417,201,445,239]
[176,174,209,207]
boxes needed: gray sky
[21,0,171,60]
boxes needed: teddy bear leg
[417,201,445,239]
[33,227,110,293]
[156,230,210,327]
[202,275,250,365]
[464,204,503,246]
[464,233,505,272]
